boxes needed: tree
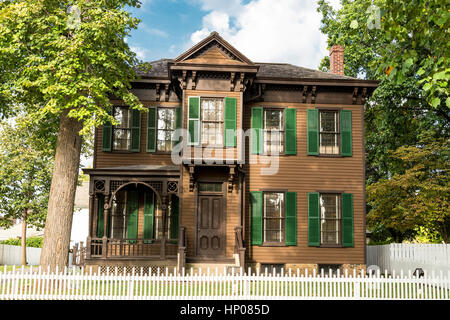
[0,115,56,265]
[0,0,149,270]
[367,137,450,243]
[317,0,449,242]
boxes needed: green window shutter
[224,97,237,147]
[308,192,320,246]
[97,195,105,237]
[285,108,297,155]
[126,191,139,243]
[285,192,297,246]
[342,193,354,247]
[143,191,154,243]
[188,97,200,145]
[170,196,180,241]
[101,111,113,152]
[307,109,319,155]
[146,107,157,152]
[340,110,352,157]
[250,191,263,245]
[130,109,141,152]
[251,107,263,155]
[174,106,182,147]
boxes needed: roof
[136,59,365,82]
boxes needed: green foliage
[367,137,450,243]
[318,0,450,243]
[1,236,44,248]
[0,114,56,229]
[0,0,148,134]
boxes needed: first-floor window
[263,192,285,243]
[320,193,341,245]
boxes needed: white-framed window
[319,110,340,155]
[200,97,224,146]
[157,107,176,152]
[263,192,285,243]
[112,106,132,151]
[319,193,341,245]
[263,109,284,154]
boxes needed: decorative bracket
[361,87,368,104]
[230,72,236,91]
[239,73,245,92]
[181,71,187,90]
[352,87,359,104]
[260,84,266,101]
[188,165,195,192]
[302,85,309,103]
[155,83,161,101]
[228,166,235,193]
[311,86,317,104]
[164,83,170,101]
[191,71,197,90]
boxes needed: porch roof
[83,165,181,176]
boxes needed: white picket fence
[1,265,449,300]
[367,243,450,275]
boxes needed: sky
[126,0,342,69]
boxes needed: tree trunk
[40,109,83,271]
[21,208,27,266]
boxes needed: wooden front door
[197,195,225,257]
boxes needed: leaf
[430,97,441,108]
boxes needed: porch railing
[85,238,178,260]
[234,226,246,268]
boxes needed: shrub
[0,236,43,248]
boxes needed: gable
[183,43,247,65]
[174,32,255,66]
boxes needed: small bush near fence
[0,236,43,248]
[1,266,449,300]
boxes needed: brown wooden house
[81,32,378,274]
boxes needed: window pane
[320,111,338,132]
[114,107,132,128]
[113,129,131,151]
[201,98,223,121]
[264,110,283,130]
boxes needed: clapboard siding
[243,102,365,265]
[95,102,181,168]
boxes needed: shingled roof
[135,59,359,81]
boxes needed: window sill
[260,242,287,247]
[319,244,344,248]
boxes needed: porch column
[86,192,94,259]
[102,194,110,259]
[160,194,168,260]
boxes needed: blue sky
[126,0,341,69]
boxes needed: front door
[197,195,225,257]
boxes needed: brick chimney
[329,45,344,76]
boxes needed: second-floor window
[157,108,176,152]
[263,109,285,154]
[201,98,224,146]
[113,107,133,151]
[319,110,340,155]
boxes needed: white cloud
[131,46,152,60]
[140,23,169,38]
[189,0,335,69]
